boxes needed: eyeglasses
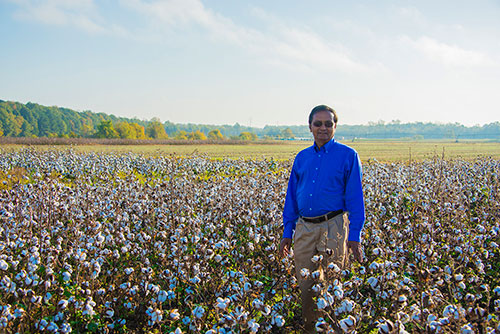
[312,120,334,128]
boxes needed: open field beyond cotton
[1,139,500,162]
[0,149,500,333]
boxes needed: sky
[1,0,500,128]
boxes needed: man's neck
[314,138,333,150]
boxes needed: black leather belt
[302,210,344,224]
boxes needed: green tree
[1,113,23,136]
[115,121,135,139]
[188,130,207,140]
[262,126,281,138]
[445,129,456,140]
[164,120,178,136]
[20,120,34,137]
[80,118,94,137]
[281,128,295,139]
[51,110,67,136]
[208,129,224,140]
[239,131,258,141]
[174,130,188,140]
[19,106,38,135]
[95,120,119,138]
[130,123,146,139]
[146,121,168,139]
[37,113,51,137]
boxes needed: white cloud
[121,0,209,27]
[8,0,113,34]
[271,27,367,72]
[7,0,372,73]
[120,0,370,73]
[120,0,252,43]
[396,6,426,26]
[403,35,498,68]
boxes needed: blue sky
[1,0,499,127]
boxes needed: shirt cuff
[283,223,295,239]
[348,228,362,242]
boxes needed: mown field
[2,139,500,161]
[0,144,499,333]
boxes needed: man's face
[309,110,336,148]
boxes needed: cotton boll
[339,315,356,333]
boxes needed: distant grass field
[349,140,500,162]
[2,139,500,162]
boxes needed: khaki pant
[294,212,349,330]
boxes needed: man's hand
[348,241,363,262]
[279,238,292,258]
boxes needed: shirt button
[315,168,318,170]
[312,180,315,183]
[309,208,312,211]
[309,194,312,197]
[318,155,321,157]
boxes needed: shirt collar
[313,137,335,153]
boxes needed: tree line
[1,100,499,140]
[0,100,263,141]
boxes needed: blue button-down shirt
[282,138,365,242]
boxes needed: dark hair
[308,105,338,125]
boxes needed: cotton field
[0,149,499,333]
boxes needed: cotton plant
[0,150,499,332]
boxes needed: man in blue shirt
[279,105,365,332]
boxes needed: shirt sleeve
[344,151,365,242]
[282,157,300,239]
